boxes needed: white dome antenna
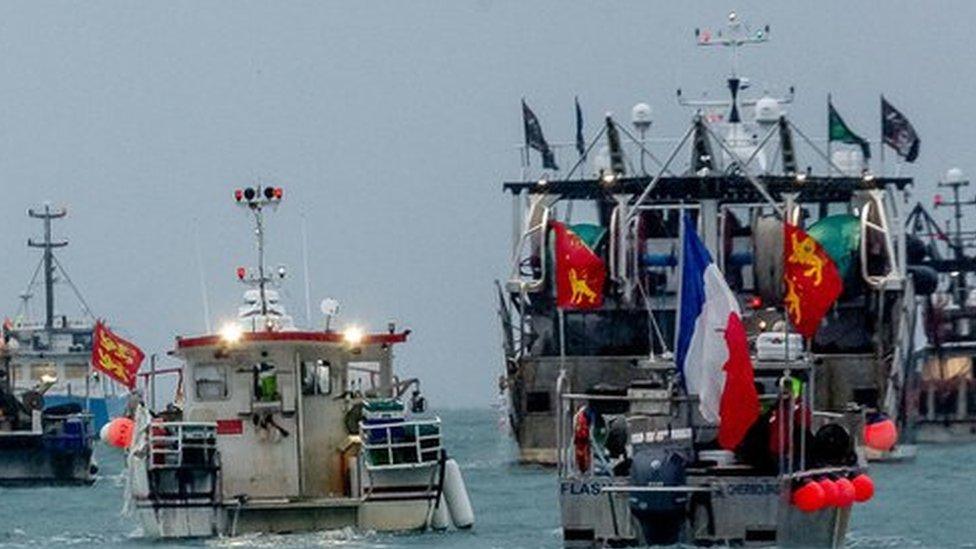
[320,298,340,331]
[631,103,653,133]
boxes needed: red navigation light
[236,267,246,280]
[748,295,763,309]
[274,187,283,199]
[934,194,943,206]
[234,189,243,202]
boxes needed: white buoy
[99,422,111,445]
[430,493,451,530]
[442,458,474,529]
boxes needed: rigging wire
[51,255,96,321]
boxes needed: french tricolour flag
[676,216,759,450]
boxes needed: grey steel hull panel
[560,475,850,547]
[0,436,94,485]
[507,355,657,465]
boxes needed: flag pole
[556,307,567,473]
[674,207,686,366]
[826,94,832,178]
[781,193,799,475]
[879,94,885,176]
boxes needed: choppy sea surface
[1,408,974,548]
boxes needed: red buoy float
[864,416,898,452]
[792,480,825,513]
[818,478,839,507]
[851,473,875,502]
[573,406,591,473]
[834,477,856,507]
[101,417,135,449]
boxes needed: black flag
[881,96,920,163]
[575,97,585,158]
[605,115,626,175]
[522,99,558,170]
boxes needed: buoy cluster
[100,417,135,449]
[792,473,874,513]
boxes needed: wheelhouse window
[30,363,57,382]
[64,363,88,379]
[194,364,228,400]
[347,361,381,393]
[301,359,331,396]
[251,362,280,402]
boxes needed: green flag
[828,99,871,159]
[807,214,860,282]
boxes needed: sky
[0,1,971,407]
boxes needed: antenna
[233,186,284,320]
[685,12,775,123]
[301,214,312,326]
[193,218,212,333]
[694,11,770,78]
[27,203,67,330]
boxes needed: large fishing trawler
[546,16,904,544]
[904,171,976,442]
[119,186,473,538]
[4,204,126,431]
[0,204,120,484]
[499,12,920,466]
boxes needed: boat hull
[560,475,850,547]
[0,433,94,485]
[132,497,434,538]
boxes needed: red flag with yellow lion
[783,223,843,338]
[552,221,605,310]
[91,321,145,389]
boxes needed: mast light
[343,326,364,346]
[219,322,243,344]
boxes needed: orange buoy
[101,417,135,449]
[818,478,838,507]
[792,481,825,513]
[834,477,856,507]
[851,473,875,502]
[864,417,898,452]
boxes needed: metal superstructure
[499,12,918,465]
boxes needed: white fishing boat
[121,186,473,538]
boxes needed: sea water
[0,409,973,548]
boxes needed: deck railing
[359,417,442,470]
[147,421,218,470]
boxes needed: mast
[234,185,284,324]
[688,12,773,122]
[27,204,67,331]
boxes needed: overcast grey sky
[0,1,970,407]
